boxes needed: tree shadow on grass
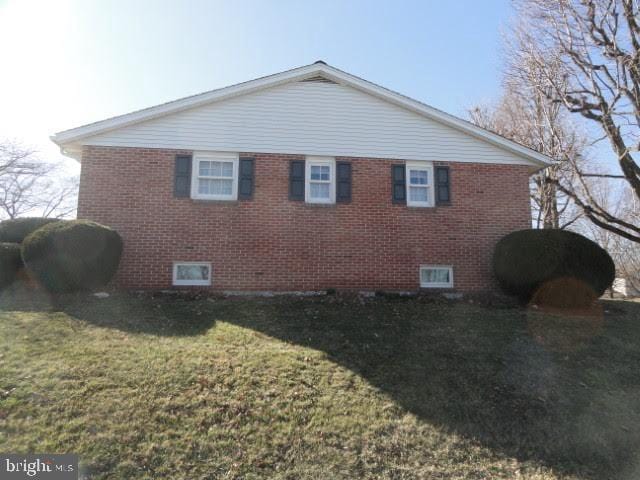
[61,293,219,336]
[3,285,640,478]
[218,296,640,480]
[0,285,218,336]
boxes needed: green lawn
[0,291,639,479]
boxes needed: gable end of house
[51,62,552,170]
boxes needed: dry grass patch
[0,291,639,479]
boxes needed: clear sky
[0,0,515,174]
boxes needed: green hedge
[0,242,22,289]
[22,220,123,293]
[493,229,615,304]
[0,217,59,243]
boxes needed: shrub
[0,217,60,243]
[22,220,123,293]
[493,229,615,305]
[0,242,22,289]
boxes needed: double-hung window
[305,156,336,204]
[406,161,434,207]
[191,152,239,201]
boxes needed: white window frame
[173,262,212,286]
[191,152,239,201]
[305,156,336,204]
[406,161,434,207]
[420,265,453,288]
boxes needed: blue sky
[0,0,519,173]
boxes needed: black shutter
[174,155,192,198]
[336,161,352,203]
[289,160,305,200]
[391,164,406,204]
[238,157,255,200]
[435,166,451,205]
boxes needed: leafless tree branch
[469,53,585,229]
[0,139,79,220]
[511,0,640,241]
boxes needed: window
[173,262,212,286]
[191,152,239,200]
[305,156,336,204]
[420,265,453,288]
[406,162,434,207]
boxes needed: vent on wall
[300,75,338,84]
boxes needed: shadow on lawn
[61,293,219,336]
[0,286,218,336]
[219,296,640,480]
[3,286,639,478]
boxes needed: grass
[0,290,639,479]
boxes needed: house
[51,62,550,293]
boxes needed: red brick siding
[78,146,531,292]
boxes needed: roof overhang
[51,62,553,169]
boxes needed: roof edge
[52,62,553,168]
[51,63,323,146]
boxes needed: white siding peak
[51,62,552,168]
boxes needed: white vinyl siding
[191,152,238,201]
[83,81,533,165]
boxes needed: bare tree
[610,185,640,290]
[469,61,586,229]
[0,140,78,219]
[577,181,640,292]
[511,0,640,242]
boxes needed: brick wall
[78,146,532,292]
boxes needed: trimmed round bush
[493,229,615,304]
[22,220,123,293]
[0,242,23,289]
[0,217,60,243]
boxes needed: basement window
[420,265,453,288]
[173,262,212,286]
